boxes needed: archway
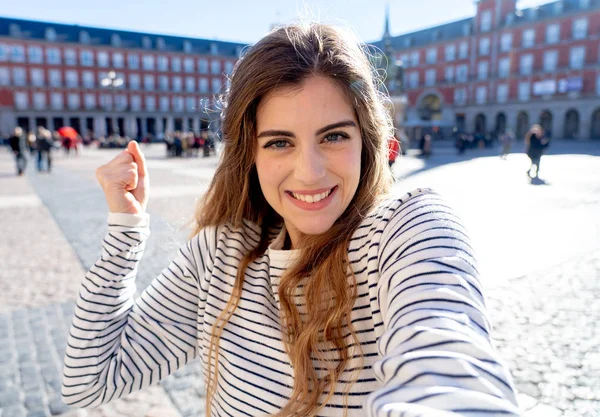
[539,110,553,137]
[564,109,579,139]
[516,111,529,139]
[418,94,442,121]
[474,113,486,134]
[495,112,507,134]
[591,108,600,140]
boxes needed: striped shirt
[62,188,521,416]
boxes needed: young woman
[62,23,521,416]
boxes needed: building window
[172,76,182,92]
[199,77,209,93]
[156,38,166,50]
[51,93,63,110]
[97,51,109,68]
[184,58,194,73]
[172,57,182,72]
[522,29,535,48]
[211,61,221,75]
[159,75,169,91]
[142,36,152,49]
[45,28,57,42]
[143,55,155,71]
[445,66,454,82]
[113,53,124,69]
[463,23,471,36]
[543,50,558,72]
[68,93,80,110]
[454,88,466,105]
[84,93,96,109]
[476,86,487,104]
[11,45,25,62]
[500,33,512,52]
[186,77,195,92]
[173,96,184,112]
[49,69,61,87]
[479,37,490,55]
[520,54,534,75]
[456,64,468,83]
[0,44,8,61]
[554,1,564,14]
[477,61,489,80]
[79,31,90,44]
[79,50,93,67]
[0,67,9,85]
[83,71,94,88]
[129,74,140,90]
[146,96,156,111]
[545,24,560,45]
[30,68,45,87]
[144,75,155,91]
[66,70,78,88]
[157,56,168,71]
[15,92,28,109]
[497,84,508,103]
[444,44,456,62]
[426,48,437,64]
[518,81,530,101]
[498,57,511,78]
[160,96,170,112]
[212,78,221,93]
[225,61,234,75]
[408,72,419,89]
[186,97,196,112]
[12,67,26,86]
[128,54,139,70]
[410,51,420,67]
[130,95,141,111]
[210,43,218,55]
[480,10,492,32]
[28,46,43,63]
[46,48,60,65]
[458,41,468,59]
[111,34,121,47]
[425,69,436,86]
[399,53,409,67]
[573,18,588,40]
[198,58,208,74]
[580,0,590,8]
[570,46,585,69]
[113,94,126,111]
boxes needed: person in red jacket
[388,134,400,168]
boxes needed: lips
[284,186,338,210]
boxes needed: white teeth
[291,188,333,203]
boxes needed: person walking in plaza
[8,126,28,176]
[500,128,514,159]
[525,124,549,179]
[62,22,521,417]
[35,127,53,173]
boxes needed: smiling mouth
[286,186,336,203]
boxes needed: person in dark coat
[525,124,549,179]
[9,127,27,175]
[35,127,54,172]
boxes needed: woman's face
[255,75,362,248]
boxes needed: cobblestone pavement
[0,142,599,417]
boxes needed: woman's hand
[96,141,149,215]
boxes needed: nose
[294,145,326,184]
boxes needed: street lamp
[101,71,123,136]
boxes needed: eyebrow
[256,120,357,140]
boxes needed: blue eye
[323,132,350,143]
[264,139,290,149]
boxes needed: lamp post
[101,70,123,136]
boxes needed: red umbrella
[58,126,78,140]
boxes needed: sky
[2,0,551,44]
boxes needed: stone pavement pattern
[1,143,599,417]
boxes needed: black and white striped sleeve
[62,213,214,408]
[365,191,521,417]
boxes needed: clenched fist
[96,141,149,215]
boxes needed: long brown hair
[194,22,394,416]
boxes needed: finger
[126,141,148,179]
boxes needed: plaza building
[377,0,600,140]
[0,16,246,138]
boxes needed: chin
[294,218,337,236]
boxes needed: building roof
[0,16,248,57]
[374,0,599,51]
